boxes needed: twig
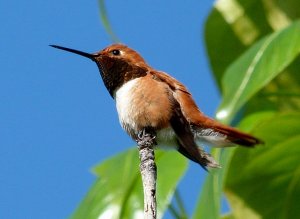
[136,129,157,219]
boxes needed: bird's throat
[95,57,148,97]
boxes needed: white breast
[114,78,140,131]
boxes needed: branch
[136,130,157,219]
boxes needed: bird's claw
[136,129,156,148]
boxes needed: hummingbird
[50,43,262,169]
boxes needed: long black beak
[50,45,96,60]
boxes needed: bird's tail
[193,117,262,147]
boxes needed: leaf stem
[98,0,120,42]
[168,204,181,219]
[174,190,188,218]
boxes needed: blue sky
[0,0,224,218]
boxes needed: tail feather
[213,125,262,147]
[193,117,263,148]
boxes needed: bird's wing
[150,71,218,168]
[169,95,219,168]
[151,70,262,147]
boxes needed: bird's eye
[112,49,120,56]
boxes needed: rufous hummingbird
[50,44,262,169]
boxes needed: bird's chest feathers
[115,79,140,131]
[114,77,172,136]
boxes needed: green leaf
[70,148,188,219]
[196,2,300,219]
[225,112,300,219]
[216,21,300,124]
[192,112,275,219]
[192,166,220,219]
[192,148,235,219]
[204,0,300,88]
[222,213,235,219]
[244,56,300,115]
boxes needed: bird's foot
[136,129,156,148]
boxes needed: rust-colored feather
[151,70,261,147]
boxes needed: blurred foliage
[71,0,300,218]
[71,149,187,219]
[199,0,300,219]
[217,21,300,124]
[205,0,300,87]
[225,112,300,219]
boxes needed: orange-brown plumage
[51,43,262,169]
[151,71,260,146]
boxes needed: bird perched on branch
[51,44,262,169]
